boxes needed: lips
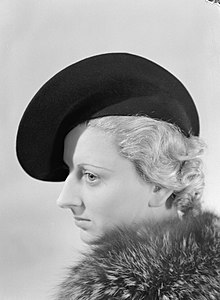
[74,217,92,230]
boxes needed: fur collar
[56,211,220,299]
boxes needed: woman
[16,53,220,299]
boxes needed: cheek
[86,182,147,225]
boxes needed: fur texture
[56,211,220,300]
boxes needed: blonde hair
[88,115,206,215]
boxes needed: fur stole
[56,211,220,300]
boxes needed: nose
[57,174,83,209]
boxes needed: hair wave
[88,116,206,215]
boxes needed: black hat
[16,53,199,182]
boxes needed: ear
[148,185,174,208]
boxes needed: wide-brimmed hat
[16,53,199,182]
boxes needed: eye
[83,171,99,184]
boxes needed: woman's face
[57,125,168,244]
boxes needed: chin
[80,230,101,244]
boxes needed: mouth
[74,217,92,230]
[75,217,91,222]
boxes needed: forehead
[63,125,120,168]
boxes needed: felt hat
[16,53,199,181]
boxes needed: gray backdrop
[1,0,220,299]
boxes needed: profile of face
[57,124,175,244]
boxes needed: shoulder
[56,211,220,300]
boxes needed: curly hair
[88,115,206,216]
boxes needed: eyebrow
[77,163,114,172]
